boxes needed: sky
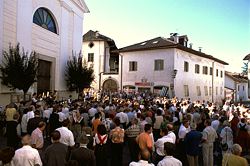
[83,0,250,73]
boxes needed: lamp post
[172,69,178,98]
[99,72,104,91]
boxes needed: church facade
[0,0,89,104]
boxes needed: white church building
[0,0,89,104]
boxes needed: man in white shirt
[26,105,35,122]
[129,150,154,166]
[116,109,129,129]
[202,119,218,166]
[177,120,190,164]
[56,119,75,147]
[157,142,182,166]
[154,128,174,165]
[166,124,176,143]
[12,135,42,166]
[178,120,190,140]
[57,105,66,123]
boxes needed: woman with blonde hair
[222,144,248,166]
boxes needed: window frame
[184,85,189,97]
[195,64,200,74]
[129,61,137,71]
[88,53,94,62]
[184,61,189,72]
[33,7,57,34]
[210,67,213,75]
[154,59,164,71]
[196,86,201,96]
[204,86,208,96]
[203,66,208,75]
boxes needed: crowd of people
[0,91,250,166]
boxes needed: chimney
[189,43,193,49]
[170,33,179,43]
[199,47,202,52]
[95,31,99,37]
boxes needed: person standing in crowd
[21,108,29,136]
[12,135,42,166]
[184,123,202,166]
[237,118,249,155]
[6,113,20,150]
[154,127,174,165]
[126,118,141,162]
[26,105,35,123]
[94,124,108,166]
[71,109,85,145]
[5,103,17,123]
[88,104,98,121]
[230,112,239,143]
[136,124,154,153]
[177,119,190,165]
[202,119,218,166]
[129,150,155,166]
[31,121,46,154]
[110,117,125,166]
[222,144,248,166]
[220,121,233,153]
[116,108,129,129]
[27,110,43,135]
[44,130,68,166]
[153,109,164,141]
[0,147,15,166]
[157,142,182,166]
[166,124,176,143]
[56,119,75,147]
[49,105,60,135]
[92,113,101,135]
[70,133,96,166]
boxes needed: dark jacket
[70,146,96,166]
[27,117,43,135]
[44,142,68,166]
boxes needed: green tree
[242,62,248,75]
[0,43,38,101]
[65,53,94,98]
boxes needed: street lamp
[99,72,104,91]
[172,69,178,97]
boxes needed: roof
[225,71,248,83]
[118,37,228,65]
[243,53,250,60]
[83,30,118,50]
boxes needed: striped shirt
[126,124,140,138]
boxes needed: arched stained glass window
[33,8,57,34]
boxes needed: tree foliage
[0,43,38,95]
[65,53,94,93]
[241,62,248,75]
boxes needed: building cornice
[71,0,90,13]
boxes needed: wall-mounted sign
[135,82,154,86]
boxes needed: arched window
[33,8,57,34]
